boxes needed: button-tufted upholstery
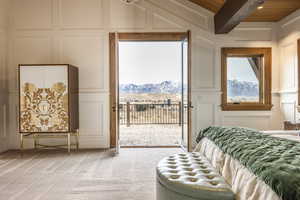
[156,153,235,200]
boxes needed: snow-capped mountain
[227,79,259,97]
[120,80,258,96]
[119,81,182,94]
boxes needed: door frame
[109,31,192,151]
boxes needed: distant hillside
[227,79,259,97]
[120,81,183,94]
[120,80,258,98]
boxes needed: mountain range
[120,80,259,97]
[119,81,182,94]
[227,79,259,97]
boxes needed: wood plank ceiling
[189,0,300,22]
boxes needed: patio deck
[120,124,181,146]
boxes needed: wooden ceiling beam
[188,0,224,13]
[214,0,265,34]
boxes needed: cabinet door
[44,66,68,89]
[19,65,69,133]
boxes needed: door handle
[112,105,116,112]
[112,104,120,112]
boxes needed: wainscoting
[6,0,282,150]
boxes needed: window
[221,48,272,111]
[298,39,300,110]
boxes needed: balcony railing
[119,102,186,126]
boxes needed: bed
[262,130,300,142]
[194,126,300,200]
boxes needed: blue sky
[119,42,181,84]
[227,57,258,83]
[118,42,258,85]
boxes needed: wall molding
[235,27,273,31]
[8,89,109,95]
[276,90,298,94]
[191,89,221,94]
[79,135,109,148]
[6,0,285,149]
[221,114,272,130]
[59,34,106,90]
[58,0,104,30]
[221,112,273,117]
[280,9,300,29]
[280,101,297,123]
[17,135,109,149]
[147,0,210,30]
[109,0,147,29]
[12,0,54,31]
[152,13,183,30]
[79,99,105,137]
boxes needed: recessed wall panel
[281,102,296,123]
[222,116,270,130]
[110,0,146,29]
[12,0,52,30]
[59,0,103,29]
[13,37,52,65]
[61,36,104,90]
[152,13,182,29]
[280,43,297,91]
[193,39,215,89]
[79,101,103,136]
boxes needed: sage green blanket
[196,126,300,200]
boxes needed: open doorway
[109,32,191,152]
[118,41,182,147]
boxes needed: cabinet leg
[36,136,39,149]
[20,133,24,157]
[34,134,37,149]
[67,133,71,153]
[20,133,24,156]
[76,130,79,151]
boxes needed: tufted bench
[156,152,235,200]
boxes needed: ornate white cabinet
[19,64,79,152]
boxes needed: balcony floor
[120,124,181,146]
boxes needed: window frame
[221,47,272,111]
[298,39,300,109]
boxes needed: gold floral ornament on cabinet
[20,82,69,132]
[19,64,79,153]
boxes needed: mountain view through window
[119,41,183,103]
[227,57,261,103]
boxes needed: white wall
[0,0,9,153]
[6,0,283,150]
[277,10,300,125]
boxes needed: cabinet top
[19,64,77,67]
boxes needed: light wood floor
[0,148,181,200]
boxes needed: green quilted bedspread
[196,126,300,200]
